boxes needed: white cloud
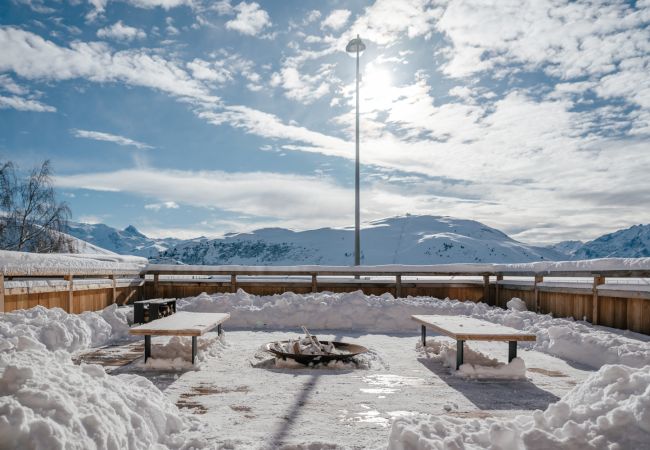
[0,27,218,104]
[347,0,443,45]
[436,0,649,80]
[321,9,351,31]
[13,0,55,14]
[71,129,153,149]
[0,95,55,112]
[86,0,194,21]
[0,74,28,95]
[97,21,146,41]
[145,201,179,211]
[225,2,271,36]
[54,167,450,231]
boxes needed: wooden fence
[2,264,649,335]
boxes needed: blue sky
[0,0,648,244]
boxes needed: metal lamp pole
[346,35,365,266]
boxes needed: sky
[0,0,649,245]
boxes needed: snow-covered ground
[1,291,649,449]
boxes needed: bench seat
[412,314,536,370]
[129,311,230,364]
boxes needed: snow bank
[0,250,147,275]
[141,333,225,370]
[0,304,133,353]
[506,297,528,311]
[418,338,526,379]
[177,290,650,369]
[0,338,196,450]
[387,364,650,450]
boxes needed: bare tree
[0,160,74,253]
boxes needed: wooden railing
[2,261,649,334]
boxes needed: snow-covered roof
[0,250,147,276]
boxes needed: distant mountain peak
[123,225,145,238]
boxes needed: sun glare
[361,68,394,111]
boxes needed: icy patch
[507,297,527,311]
[0,343,201,449]
[387,364,650,449]
[417,338,526,379]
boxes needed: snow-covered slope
[571,224,650,259]
[65,222,181,258]
[156,215,564,265]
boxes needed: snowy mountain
[547,240,584,257]
[570,224,650,259]
[155,215,564,265]
[65,222,181,258]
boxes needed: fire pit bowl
[264,340,369,366]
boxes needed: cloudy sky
[1,0,648,244]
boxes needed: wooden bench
[129,311,230,364]
[412,315,536,370]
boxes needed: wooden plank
[311,274,317,293]
[110,274,116,304]
[129,312,230,336]
[494,275,503,306]
[592,276,605,325]
[533,275,543,313]
[396,274,402,298]
[0,273,4,313]
[411,315,536,342]
[64,274,73,313]
[483,275,490,302]
[153,274,160,298]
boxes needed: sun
[360,67,394,111]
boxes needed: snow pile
[177,290,650,370]
[0,304,132,353]
[387,364,650,449]
[0,338,196,449]
[0,249,147,275]
[506,297,528,311]
[418,338,526,379]
[142,333,225,370]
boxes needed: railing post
[0,273,4,313]
[396,274,402,298]
[483,275,490,303]
[534,275,543,313]
[110,274,116,305]
[495,274,503,306]
[311,274,317,293]
[64,274,73,313]
[592,275,605,325]
[231,274,237,293]
[153,273,159,298]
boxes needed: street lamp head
[345,35,366,54]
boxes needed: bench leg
[421,325,426,346]
[217,324,222,336]
[456,340,464,370]
[191,336,197,365]
[144,335,151,363]
[508,341,517,363]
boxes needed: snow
[507,297,528,311]
[387,364,650,450]
[148,256,650,276]
[417,338,527,379]
[1,290,649,448]
[177,290,650,370]
[0,250,147,276]
[0,339,195,450]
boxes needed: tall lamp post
[346,35,365,266]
